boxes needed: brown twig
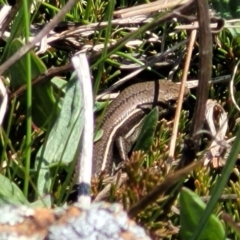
[114,0,190,18]
[0,0,78,75]
[10,63,73,99]
[190,0,212,139]
[178,0,212,169]
[168,23,197,169]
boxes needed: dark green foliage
[1,0,240,239]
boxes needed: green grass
[0,0,240,239]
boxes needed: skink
[93,80,189,175]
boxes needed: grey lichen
[0,202,150,240]
[48,202,150,240]
[0,205,34,226]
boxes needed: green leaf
[7,39,56,127]
[94,129,104,142]
[35,73,83,201]
[133,107,158,151]
[30,195,52,208]
[0,174,29,206]
[51,77,68,94]
[179,187,225,240]
[94,101,109,112]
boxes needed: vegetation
[1,0,240,239]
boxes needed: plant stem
[23,0,31,198]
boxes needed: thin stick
[114,0,190,18]
[168,23,197,169]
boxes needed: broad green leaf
[35,73,83,201]
[51,77,68,94]
[179,187,225,240]
[0,174,29,206]
[133,107,158,151]
[30,195,52,208]
[7,39,56,127]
